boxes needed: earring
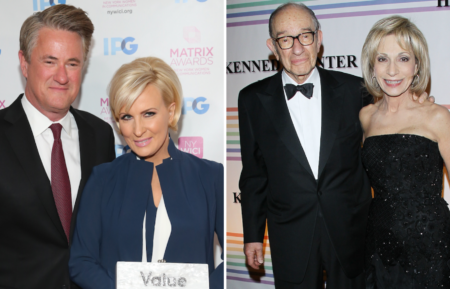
[372,75,380,88]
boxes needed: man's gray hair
[20,4,94,62]
[268,2,321,38]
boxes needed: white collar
[21,95,73,138]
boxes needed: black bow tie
[284,83,314,100]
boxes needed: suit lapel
[70,107,96,240]
[4,95,67,240]
[317,67,344,179]
[257,71,314,177]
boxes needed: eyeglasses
[273,31,317,50]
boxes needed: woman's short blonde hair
[109,57,183,131]
[361,15,430,99]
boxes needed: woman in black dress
[360,16,450,288]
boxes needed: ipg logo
[183,27,201,44]
[175,0,207,2]
[33,0,66,11]
[0,100,6,110]
[178,137,203,158]
[182,97,209,115]
[104,37,138,56]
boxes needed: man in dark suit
[238,3,373,288]
[0,5,115,289]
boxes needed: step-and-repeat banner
[226,0,450,288]
[0,0,224,162]
[0,0,224,265]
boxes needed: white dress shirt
[282,68,322,179]
[21,96,81,209]
[137,156,172,263]
[142,195,172,263]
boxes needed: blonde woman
[360,16,450,288]
[69,57,223,289]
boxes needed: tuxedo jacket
[0,95,116,289]
[238,67,373,283]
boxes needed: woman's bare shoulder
[428,103,450,122]
[360,103,377,121]
[360,103,378,132]
[422,103,450,138]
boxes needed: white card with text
[116,262,209,289]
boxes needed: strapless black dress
[362,134,450,289]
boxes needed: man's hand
[413,92,435,103]
[244,242,264,269]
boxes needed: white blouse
[142,194,172,262]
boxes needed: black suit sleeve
[238,91,268,244]
[106,126,116,162]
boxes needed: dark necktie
[50,123,72,241]
[284,83,314,100]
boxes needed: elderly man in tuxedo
[0,5,115,289]
[238,3,430,288]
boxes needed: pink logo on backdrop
[169,26,213,75]
[178,137,203,158]
[183,26,201,43]
[99,97,113,124]
[0,100,5,109]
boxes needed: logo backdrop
[226,0,450,288]
[0,0,224,267]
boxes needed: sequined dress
[362,134,450,289]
